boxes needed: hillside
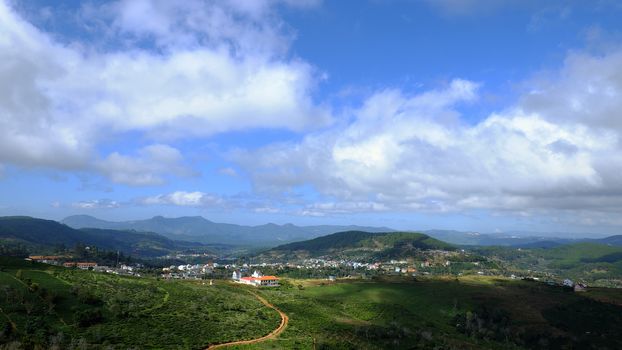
[0,216,207,257]
[475,242,622,287]
[0,257,279,349]
[423,229,584,246]
[62,215,394,247]
[263,231,454,260]
[5,256,622,349]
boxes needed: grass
[233,276,622,350]
[0,258,280,349]
[3,256,622,350]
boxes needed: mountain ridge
[61,215,396,247]
[0,216,208,257]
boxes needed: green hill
[264,231,454,260]
[0,256,279,349]
[476,242,622,286]
[0,216,207,257]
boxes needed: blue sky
[2,0,622,236]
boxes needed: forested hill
[0,216,207,257]
[263,231,455,260]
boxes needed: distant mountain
[260,231,454,260]
[0,216,208,257]
[61,215,395,247]
[423,229,580,247]
[594,235,622,246]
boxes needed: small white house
[232,270,241,281]
[563,279,574,287]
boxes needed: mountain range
[0,216,208,257]
[61,215,395,247]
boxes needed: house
[236,271,279,287]
[28,255,63,265]
[563,279,574,287]
[574,283,587,292]
[63,262,97,269]
[232,270,241,281]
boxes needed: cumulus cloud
[0,0,328,179]
[139,191,225,207]
[72,199,121,209]
[300,201,389,217]
[96,144,193,186]
[234,65,622,220]
[521,50,622,131]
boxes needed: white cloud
[218,167,238,177]
[140,191,224,207]
[300,201,389,216]
[0,0,328,179]
[234,69,622,220]
[72,199,121,209]
[97,144,192,186]
[521,50,622,131]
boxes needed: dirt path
[206,292,288,349]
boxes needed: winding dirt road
[206,292,288,349]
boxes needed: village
[27,255,144,277]
[26,253,590,292]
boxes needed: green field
[2,257,622,349]
[0,258,280,349]
[237,276,622,350]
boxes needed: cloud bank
[0,0,327,183]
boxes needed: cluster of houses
[27,255,142,276]
[232,270,280,287]
[563,278,588,292]
[161,263,215,280]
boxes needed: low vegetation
[0,257,280,349]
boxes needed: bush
[74,309,103,327]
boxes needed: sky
[2,0,622,236]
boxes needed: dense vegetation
[476,242,622,287]
[242,276,622,350]
[264,231,454,261]
[0,257,280,349]
[2,255,622,349]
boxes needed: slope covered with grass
[0,257,280,349]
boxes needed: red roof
[239,276,279,281]
[258,276,278,280]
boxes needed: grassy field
[0,257,280,349]
[2,257,622,349]
[230,276,622,350]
